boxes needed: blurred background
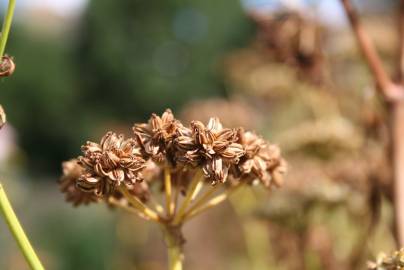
[0,0,400,269]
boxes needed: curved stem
[0,0,16,58]
[0,183,45,270]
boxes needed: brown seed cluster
[368,249,404,270]
[60,109,286,206]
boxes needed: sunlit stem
[172,170,203,225]
[149,195,165,215]
[0,183,45,270]
[161,225,183,270]
[185,184,221,215]
[118,186,160,222]
[0,0,16,58]
[183,183,244,222]
[164,166,174,217]
[108,197,155,221]
[173,177,180,214]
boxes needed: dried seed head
[368,249,404,270]
[60,109,287,210]
[77,132,146,196]
[175,117,245,184]
[60,159,100,206]
[0,56,15,77]
[232,130,287,188]
[133,109,183,162]
[0,105,6,130]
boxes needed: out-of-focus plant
[340,0,404,247]
[368,248,404,270]
[220,6,398,269]
[60,109,287,269]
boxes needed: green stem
[162,226,183,270]
[0,183,45,270]
[168,242,183,270]
[0,0,16,58]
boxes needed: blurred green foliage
[0,0,252,174]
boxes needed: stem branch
[118,186,160,222]
[172,171,203,225]
[183,183,243,222]
[164,166,174,217]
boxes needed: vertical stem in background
[391,101,404,246]
[340,0,404,247]
[394,0,404,247]
[0,0,16,58]
[0,183,45,270]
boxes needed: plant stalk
[162,225,183,270]
[0,183,45,270]
[0,0,16,58]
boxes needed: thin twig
[340,0,401,100]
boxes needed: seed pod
[0,56,15,77]
[0,105,6,130]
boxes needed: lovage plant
[60,109,286,270]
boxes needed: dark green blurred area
[0,0,251,174]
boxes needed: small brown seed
[0,56,15,77]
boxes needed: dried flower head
[0,105,6,130]
[368,249,404,270]
[232,130,287,188]
[176,117,245,184]
[60,109,287,270]
[77,132,146,195]
[133,109,182,162]
[60,159,99,206]
[0,56,15,77]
